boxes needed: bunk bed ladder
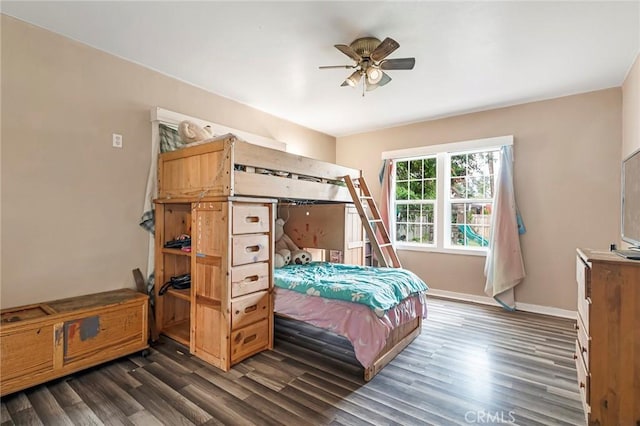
[343,176,402,268]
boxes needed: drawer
[230,319,270,363]
[232,204,270,235]
[232,234,270,266]
[231,263,270,298]
[577,294,590,332]
[576,313,591,369]
[231,291,270,330]
[575,340,591,413]
[576,255,591,299]
[576,256,591,331]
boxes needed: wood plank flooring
[0,297,586,425]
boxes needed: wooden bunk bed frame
[158,134,358,202]
[153,110,423,381]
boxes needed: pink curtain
[379,160,394,242]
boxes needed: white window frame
[393,155,438,247]
[383,135,513,256]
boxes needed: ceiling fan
[319,37,415,94]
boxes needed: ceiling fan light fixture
[366,67,383,84]
[344,70,362,87]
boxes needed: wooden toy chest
[0,289,148,396]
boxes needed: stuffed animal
[291,249,312,265]
[274,248,291,268]
[274,218,311,267]
[178,120,215,144]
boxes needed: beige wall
[337,89,622,311]
[0,15,335,308]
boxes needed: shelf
[162,248,191,256]
[166,287,191,302]
[163,321,190,346]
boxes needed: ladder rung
[360,196,373,200]
[379,243,393,248]
[369,219,382,223]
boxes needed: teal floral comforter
[274,262,428,313]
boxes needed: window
[385,136,510,255]
[448,150,498,249]
[395,157,437,244]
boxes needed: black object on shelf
[159,273,191,295]
[164,235,191,249]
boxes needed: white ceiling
[3,1,639,137]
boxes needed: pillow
[159,123,186,153]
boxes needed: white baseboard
[427,289,577,319]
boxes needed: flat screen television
[622,148,640,248]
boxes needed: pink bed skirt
[274,288,428,368]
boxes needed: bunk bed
[150,108,427,380]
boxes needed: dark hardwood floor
[1,297,585,425]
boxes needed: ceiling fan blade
[380,57,415,70]
[319,65,356,69]
[335,44,362,62]
[366,72,392,91]
[378,72,392,86]
[370,37,400,62]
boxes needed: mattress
[274,287,427,368]
[274,262,429,314]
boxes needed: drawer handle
[573,353,578,360]
[243,275,259,283]
[579,381,585,389]
[574,323,579,330]
[244,216,260,224]
[245,245,261,253]
[244,333,257,344]
[235,305,258,316]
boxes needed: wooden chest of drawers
[155,197,275,372]
[575,248,640,425]
[1,289,149,396]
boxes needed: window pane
[410,160,422,180]
[407,204,421,222]
[451,203,464,224]
[396,224,407,242]
[451,154,466,177]
[396,161,408,181]
[423,158,437,178]
[451,177,467,198]
[424,204,434,223]
[422,225,434,244]
[424,179,436,200]
[485,176,494,198]
[449,202,493,247]
[396,181,409,200]
[407,224,421,243]
[396,204,407,222]
[468,152,487,176]
[410,180,423,199]
[451,225,464,246]
[468,177,483,198]
[475,226,491,247]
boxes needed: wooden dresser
[155,197,275,371]
[575,248,640,425]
